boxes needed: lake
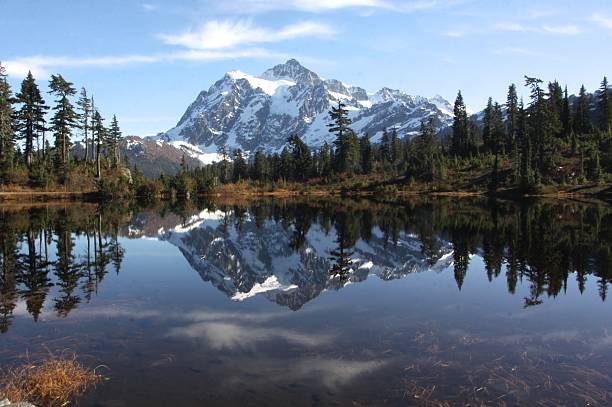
[1,197,612,406]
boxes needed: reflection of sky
[4,218,612,404]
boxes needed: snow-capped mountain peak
[158,59,453,154]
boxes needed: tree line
[157,74,611,197]
[0,62,126,190]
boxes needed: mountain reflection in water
[1,198,611,332]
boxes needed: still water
[1,198,612,406]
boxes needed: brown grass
[0,353,101,406]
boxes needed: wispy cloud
[591,12,612,30]
[494,21,582,35]
[159,20,336,50]
[494,22,537,33]
[542,24,582,35]
[216,0,462,14]
[2,48,289,78]
[142,3,159,11]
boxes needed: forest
[0,61,611,199]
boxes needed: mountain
[72,136,209,178]
[126,208,453,310]
[156,59,454,154]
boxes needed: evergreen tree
[412,117,440,182]
[76,87,92,163]
[279,146,292,181]
[574,84,591,135]
[287,134,311,181]
[390,127,401,172]
[599,77,611,134]
[482,97,494,151]
[525,76,555,180]
[451,90,472,157]
[232,149,247,182]
[380,128,390,165]
[91,110,105,179]
[252,149,268,183]
[106,115,122,168]
[561,86,573,146]
[506,84,519,153]
[328,101,358,173]
[49,74,78,167]
[318,142,332,178]
[518,99,532,189]
[359,134,373,174]
[0,63,15,177]
[15,71,47,168]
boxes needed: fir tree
[106,115,122,168]
[451,90,471,157]
[252,149,268,183]
[49,74,78,168]
[0,62,15,177]
[232,149,248,182]
[91,110,105,179]
[390,127,401,172]
[359,134,373,174]
[599,77,611,134]
[506,84,518,153]
[574,84,591,136]
[15,71,47,168]
[561,86,573,145]
[287,134,311,181]
[482,97,494,151]
[76,87,92,163]
[328,101,358,173]
[413,117,440,182]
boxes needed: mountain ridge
[155,59,454,155]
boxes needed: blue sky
[1,0,611,136]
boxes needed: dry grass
[0,353,101,406]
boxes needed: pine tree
[518,99,532,189]
[359,134,373,174]
[451,90,471,157]
[106,115,122,168]
[574,84,590,136]
[15,71,47,168]
[482,97,494,151]
[413,117,440,182]
[327,101,357,173]
[76,88,92,163]
[91,110,105,179]
[506,84,518,153]
[525,76,555,180]
[0,63,15,177]
[232,149,247,182]
[380,128,390,165]
[252,149,268,183]
[390,127,401,172]
[599,77,611,134]
[49,74,78,167]
[287,134,311,181]
[561,86,573,145]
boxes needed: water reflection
[0,198,611,334]
[0,204,126,332]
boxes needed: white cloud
[494,22,537,33]
[444,29,466,37]
[494,21,583,36]
[159,20,336,50]
[2,48,290,79]
[591,13,612,30]
[168,321,333,349]
[542,24,582,35]
[142,3,158,11]
[216,0,461,13]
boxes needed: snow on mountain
[140,208,454,310]
[156,59,454,155]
